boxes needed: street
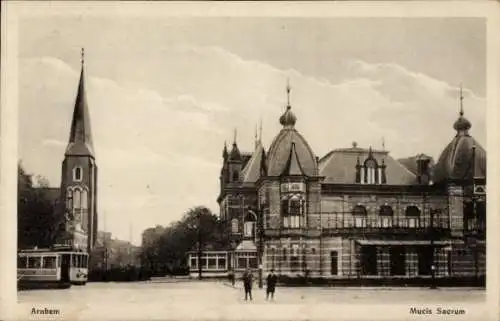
[17,281,487,320]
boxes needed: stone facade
[211,88,486,281]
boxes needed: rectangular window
[190,258,197,269]
[17,257,26,268]
[201,258,207,268]
[207,258,217,269]
[28,257,41,269]
[43,256,57,269]
[217,258,226,269]
[238,258,247,269]
[354,217,366,228]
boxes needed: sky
[18,16,486,245]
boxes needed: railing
[317,216,450,230]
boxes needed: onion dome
[433,87,486,183]
[453,110,472,133]
[279,106,297,128]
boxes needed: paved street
[17,281,487,320]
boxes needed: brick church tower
[57,49,98,254]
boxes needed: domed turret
[433,86,486,183]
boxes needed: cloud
[19,45,486,245]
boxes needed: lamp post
[257,206,264,289]
[429,208,437,289]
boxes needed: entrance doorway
[390,247,406,276]
[418,246,433,276]
[60,254,71,283]
[361,246,377,276]
[330,251,338,276]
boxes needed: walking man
[266,269,277,300]
[243,268,254,301]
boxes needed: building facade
[198,86,486,280]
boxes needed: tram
[17,246,89,289]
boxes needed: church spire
[65,47,94,157]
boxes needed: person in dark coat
[266,269,278,300]
[242,269,253,301]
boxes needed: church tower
[58,49,98,253]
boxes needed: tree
[18,163,62,249]
[139,206,231,275]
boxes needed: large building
[55,49,99,254]
[189,84,486,280]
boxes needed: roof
[398,154,435,176]
[267,128,317,176]
[241,143,266,183]
[235,240,257,251]
[433,132,486,183]
[65,65,95,157]
[319,146,418,185]
[281,142,305,176]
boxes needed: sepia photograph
[1,1,499,320]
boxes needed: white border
[2,1,499,320]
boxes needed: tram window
[43,256,57,269]
[72,254,77,267]
[82,255,88,267]
[28,257,41,269]
[17,257,26,268]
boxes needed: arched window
[231,218,239,234]
[364,159,377,184]
[405,206,421,228]
[353,205,367,216]
[464,202,475,231]
[73,167,83,182]
[379,205,393,228]
[232,171,239,181]
[73,189,81,209]
[282,195,302,228]
[353,205,367,228]
[244,212,256,238]
[66,189,73,209]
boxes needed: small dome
[453,115,472,132]
[279,106,297,128]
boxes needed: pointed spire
[368,146,373,158]
[254,124,258,149]
[382,137,385,151]
[259,118,263,143]
[459,83,464,116]
[65,47,94,157]
[229,128,241,161]
[286,77,291,108]
[453,83,472,133]
[222,141,228,159]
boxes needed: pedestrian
[243,268,253,301]
[266,269,277,300]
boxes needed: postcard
[1,1,499,320]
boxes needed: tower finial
[286,77,291,108]
[233,128,237,145]
[254,124,258,148]
[81,47,85,66]
[459,83,464,116]
[259,118,263,142]
[382,136,385,151]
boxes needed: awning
[356,240,463,246]
[235,240,257,251]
